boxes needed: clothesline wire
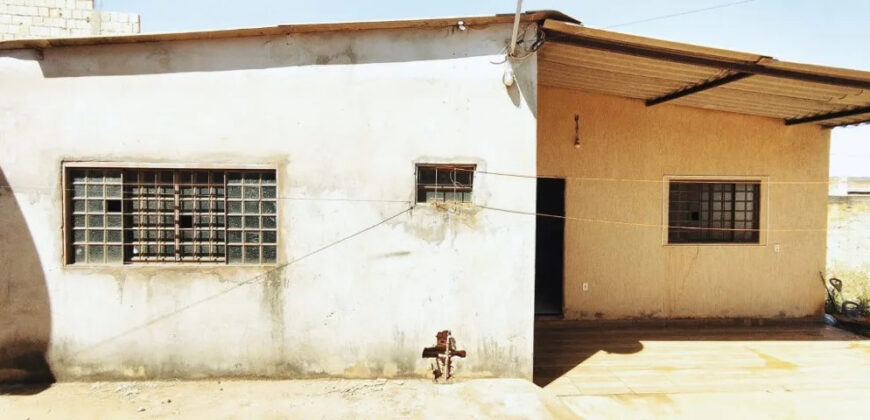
[438,166,831,185]
[477,204,825,233]
[66,206,414,358]
[0,165,830,233]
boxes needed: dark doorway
[535,178,565,316]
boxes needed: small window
[66,167,278,265]
[416,164,475,203]
[668,181,760,244]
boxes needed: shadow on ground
[533,318,859,387]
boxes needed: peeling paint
[404,205,482,244]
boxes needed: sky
[96,0,870,177]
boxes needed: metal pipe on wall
[508,0,524,57]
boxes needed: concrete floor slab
[535,321,870,419]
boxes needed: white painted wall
[0,23,538,380]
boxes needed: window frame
[61,162,280,266]
[414,163,477,205]
[661,175,768,247]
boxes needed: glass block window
[668,181,760,244]
[67,167,277,265]
[70,169,124,264]
[416,164,475,203]
[225,171,278,264]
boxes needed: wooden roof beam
[645,72,753,106]
[784,105,870,126]
[825,116,870,128]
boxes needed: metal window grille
[415,164,475,203]
[668,181,760,244]
[68,168,277,264]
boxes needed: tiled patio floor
[535,321,870,419]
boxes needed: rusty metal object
[421,330,466,382]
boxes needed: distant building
[0,0,138,41]
[828,177,870,303]
[830,177,870,196]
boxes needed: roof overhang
[2,9,869,128]
[0,10,576,51]
[540,19,870,128]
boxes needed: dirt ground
[0,378,578,420]
[5,324,869,419]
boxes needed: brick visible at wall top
[0,0,138,40]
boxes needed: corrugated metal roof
[540,19,870,128]
[2,8,869,127]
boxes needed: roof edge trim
[543,19,870,91]
[0,10,579,51]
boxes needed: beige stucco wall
[0,23,538,380]
[538,86,830,320]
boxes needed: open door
[535,178,565,316]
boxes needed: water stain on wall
[404,204,481,244]
[474,337,526,378]
[262,271,286,362]
[315,45,358,65]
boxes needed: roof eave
[0,10,577,51]
[541,19,870,128]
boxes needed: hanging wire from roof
[508,0,524,57]
[492,24,545,64]
[604,0,755,29]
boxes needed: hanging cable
[64,205,414,358]
[508,0,524,57]
[603,0,755,29]
[477,204,825,233]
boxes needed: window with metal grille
[668,181,760,244]
[66,167,277,264]
[415,164,475,203]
